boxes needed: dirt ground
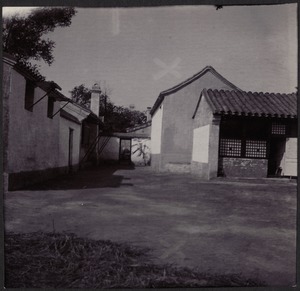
[4,165,297,286]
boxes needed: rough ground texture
[4,165,297,287]
[5,232,265,288]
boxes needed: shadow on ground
[23,164,135,191]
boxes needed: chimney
[90,83,101,116]
[146,107,152,122]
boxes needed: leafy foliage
[3,7,77,65]
[70,84,147,132]
[69,84,92,107]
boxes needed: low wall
[219,157,268,178]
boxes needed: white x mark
[159,238,186,260]
[153,57,182,81]
[112,9,120,35]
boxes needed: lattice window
[272,123,286,135]
[219,139,242,157]
[245,140,267,158]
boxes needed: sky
[3,4,298,111]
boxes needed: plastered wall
[59,117,81,170]
[5,67,61,174]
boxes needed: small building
[192,89,297,178]
[150,66,240,173]
[2,54,102,191]
[3,53,68,190]
[58,100,101,173]
[150,65,297,178]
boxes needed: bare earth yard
[4,165,297,287]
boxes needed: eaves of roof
[109,132,151,139]
[60,109,81,125]
[150,66,241,116]
[200,88,297,119]
[125,120,152,132]
[37,81,69,102]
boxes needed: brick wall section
[220,157,268,178]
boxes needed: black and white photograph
[2,2,298,288]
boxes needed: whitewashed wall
[283,137,297,176]
[59,118,81,168]
[151,104,163,154]
[192,125,210,163]
[131,138,151,166]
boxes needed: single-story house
[59,100,101,173]
[150,65,297,178]
[192,88,297,179]
[3,53,102,191]
[150,65,241,173]
[3,53,68,190]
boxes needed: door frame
[119,138,132,164]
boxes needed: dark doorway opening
[268,137,286,176]
[119,138,132,165]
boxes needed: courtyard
[4,165,297,287]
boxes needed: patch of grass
[5,231,266,288]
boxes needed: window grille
[272,123,286,135]
[219,139,242,157]
[245,140,267,158]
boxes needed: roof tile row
[204,89,297,118]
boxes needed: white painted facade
[283,137,297,176]
[59,118,81,168]
[192,125,210,163]
[59,102,90,169]
[3,61,61,173]
[151,104,163,154]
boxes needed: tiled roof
[203,89,297,118]
[150,66,241,115]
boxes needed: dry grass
[5,231,266,288]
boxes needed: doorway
[268,138,286,176]
[119,138,131,165]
